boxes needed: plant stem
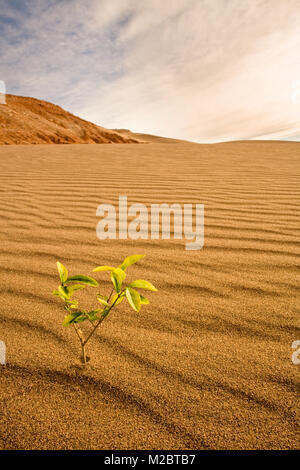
[107,287,114,302]
[81,342,87,364]
[73,323,87,364]
[83,292,121,347]
[68,289,122,364]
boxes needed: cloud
[1,0,300,142]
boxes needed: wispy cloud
[1,0,300,142]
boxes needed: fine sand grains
[0,141,299,449]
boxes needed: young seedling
[52,255,157,364]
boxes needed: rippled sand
[0,141,299,449]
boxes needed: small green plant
[52,254,157,364]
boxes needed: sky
[0,0,300,142]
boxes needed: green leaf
[67,284,86,295]
[126,287,141,312]
[127,280,157,291]
[74,315,87,324]
[52,289,67,301]
[62,314,75,326]
[56,261,68,284]
[119,254,145,271]
[111,292,125,306]
[100,307,110,320]
[97,293,108,301]
[58,285,71,299]
[97,296,109,307]
[93,265,115,272]
[140,295,149,305]
[65,299,78,306]
[66,275,98,287]
[86,309,102,321]
[110,267,126,293]
[57,284,85,300]
[62,312,85,327]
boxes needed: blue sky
[1,0,300,142]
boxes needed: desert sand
[0,141,299,450]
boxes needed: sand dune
[114,128,188,143]
[0,141,299,449]
[0,95,142,145]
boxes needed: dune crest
[0,95,142,145]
